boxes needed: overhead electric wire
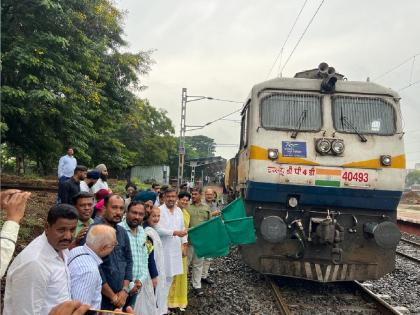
[372,52,420,81]
[279,0,325,75]
[207,97,243,104]
[186,107,243,132]
[398,79,420,92]
[265,0,309,79]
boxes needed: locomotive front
[234,63,406,282]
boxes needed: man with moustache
[71,192,95,248]
[118,202,149,308]
[82,194,133,311]
[3,204,79,315]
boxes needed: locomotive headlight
[315,138,331,154]
[380,155,392,166]
[268,149,279,160]
[331,140,345,155]
[288,196,298,208]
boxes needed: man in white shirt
[157,188,188,315]
[80,170,100,194]
[3,203,79,315]
[0,189,31,277]
[57,147,77,203]
[92,163,111,194]
[68,224,117,309]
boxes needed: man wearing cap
[133,191,157,214]
[80,170,100,194]
[93,164,111,194]
[60,165,87,204]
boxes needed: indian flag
[315,168,342,187]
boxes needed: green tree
[115,99,176,167]
[1,0,154,173]
[168,135,216,178]
[406,170,420,187]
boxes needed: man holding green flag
[187,187,214,296]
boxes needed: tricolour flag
[315,168,342,187]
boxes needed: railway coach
[225,63,406,282]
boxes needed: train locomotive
[225,63,406,282]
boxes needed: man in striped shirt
[119,201,149,308]
[68,224,117,309]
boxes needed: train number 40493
[342,171,369,182]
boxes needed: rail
[267,276,403,314]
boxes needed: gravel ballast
[185,247,278,315]
[184,232,420,314]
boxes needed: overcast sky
[116,0,420,168]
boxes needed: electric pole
[177,88,187,189]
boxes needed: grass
[110,179,151,195]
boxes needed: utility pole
[177,88,187,189]
[176,89,242,189]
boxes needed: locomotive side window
[240,103,249,149]
[332,96,396,135]
[260,93,322,131]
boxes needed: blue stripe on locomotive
[245,181,401,211]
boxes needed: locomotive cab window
[240,102,249,149]
[332,96,396,135]
[260,93,322,131]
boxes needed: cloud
[119,0,420,166]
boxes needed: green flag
[188,216,230,258]
[224,217,256,245]
[222,197,246,221]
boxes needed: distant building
[415,163,420,170]
[130,165,170,184]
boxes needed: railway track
[396,238,420,264]
[268,276,403,314]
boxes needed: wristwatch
[123,286,130,294]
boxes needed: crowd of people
[0,147,222,315]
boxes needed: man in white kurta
[3,204,78,315]
[157,188,187,315]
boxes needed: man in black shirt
[60,165,87,204]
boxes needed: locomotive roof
[251,77,400,99]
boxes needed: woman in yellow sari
[168,192,191,311]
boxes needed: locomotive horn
[318,62,329,75]
[327,67,336,76]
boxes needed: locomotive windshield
[332,96,396,135]
[260,93,322,131]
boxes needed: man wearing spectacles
[68,224,117,309]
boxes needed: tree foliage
[168,135,216,178]
[406,170,420,188]
[1,0,174,173]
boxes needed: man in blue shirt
[57,147,77,203]
[119,201,149,308]
[82,194,133,311]
[68,224,117,309]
